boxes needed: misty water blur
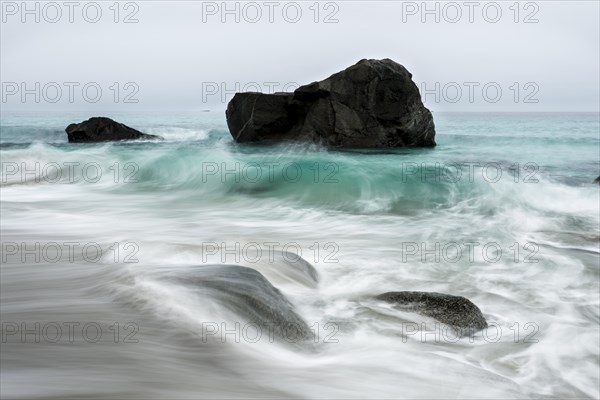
[1,112,599,399]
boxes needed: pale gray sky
[1,0,599,112]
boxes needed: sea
[1,111,599,399]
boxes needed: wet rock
[276,251,319,287]
[251,251,319,288]
[175,265,310,342]
[375,291,487,334]
[65,117,161,142]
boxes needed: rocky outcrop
[594,176,600,184]
[226,59,435,148]
[376,291,487,334]
[65,117,161,142]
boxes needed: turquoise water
[1,112,599,398]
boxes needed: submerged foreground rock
[376,291,487,334]
[252,251,320,288]
[66,117,161,142]
[173,265,310,342]
[226,58,435,148]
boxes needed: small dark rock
[376,291,488,333]
[65,117,161,143]
[226,58,435,148]
[594,176,600,184]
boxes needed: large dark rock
[376,291,487,334]
[226,59,435,148]
[172,265,310,342]
[65,117,161,142]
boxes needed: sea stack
[226,59,436,148]
[65,117,161,143]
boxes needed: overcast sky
[1,0,599,112]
